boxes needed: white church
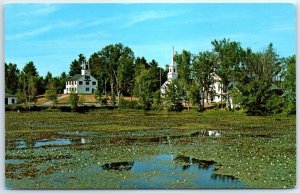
[64,61,98,94]
[160,47,223,104]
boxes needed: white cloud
[15,4,60,17]
[6,25,52,40]
[122,10,181,28]
[6,19,81,41]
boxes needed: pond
[5,129,244,189]
[99,154,244,189]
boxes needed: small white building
[5,93,17,105]
[160,47,178,95]
[64,61,98,94]
[209,72,223,103]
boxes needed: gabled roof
[66,74,84,81]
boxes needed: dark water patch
[100,154,243,188]
[7,137,90,149]
[102,162,134,171]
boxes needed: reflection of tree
[102,161,134,171]
[211,173,237,182]
[173,155,217,170]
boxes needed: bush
[168,100,184,112]
[118,98,140,109]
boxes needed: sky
[4,3,296,76]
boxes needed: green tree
[17,62,40,108]
[235,44,283,115]
[212,38,243,109]
[165,80,184,112]
[152,90,163,110]
[57,72,67,94]
[134,69,153,110]
[45,80,58,108]
[192,51,216,110]
[69,91,79,112]
[5,62,19,94]
[174,50,192,108]
[283,55,296,115]
[44,71,53,87]
[69,54,86,76]
[96,43,135,106]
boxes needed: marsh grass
[5,109,296,189]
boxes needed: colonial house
[160,47,228,107]
[64,61,98,94]
[5,93,17,105]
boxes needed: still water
[99,154,244,189]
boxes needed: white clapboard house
[160,47,224,104]
[64,61,98,94]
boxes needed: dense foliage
[5,40,295,115]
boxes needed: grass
[5,109,296,189]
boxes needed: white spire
[167,46,178,80]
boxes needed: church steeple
[81,61,91,76]
[167,46,178,80]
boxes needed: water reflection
[101,154,243,188]
[102,162,134,171]
[7,137,88,149]
[190,130,222,137]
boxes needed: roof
[66,74,84,81]
[5,93,16,97]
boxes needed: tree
[17,62,39,108]
[234,44,283,115]
[174,50,192,108]
[134,69,153,110]
[89,53,109,97]
[23,61,38,77]
[44,71,53,87]
[69,91,79,112]
[149,59,158,68]
[212,38,243,109]
[165,80,184,112]
[69,54,86,76]
[96,43,135,106]
[192,51,216,110]
[283,55,296,115]
[57,72,67,94]
[5,63,19,94]
[45,80,58,108]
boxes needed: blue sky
[5,3,296,76]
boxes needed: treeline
[5,39,296,115]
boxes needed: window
[92,81,96,85]
[79,81,83,85]
[86,81,89,85]
[86,87,90,91]
[174,69,175,72]
[12,98,15,104]
[85,76,90,80]
[5,98,8,105]
[67,82,68,85]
